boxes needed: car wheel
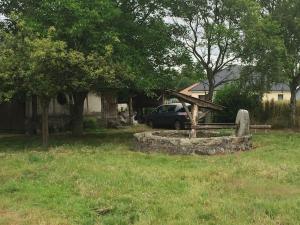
[174,121,181,130]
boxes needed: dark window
[278,94,284,101]
[167,105,176,112]
[157,106,168,113]
[198,95,206,100]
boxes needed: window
[157,106,172,113]
[167,105,176,112]
[177,105,192,112]
[278,94,284,101]
[198,94,208,100]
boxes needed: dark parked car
[146,103,192,130]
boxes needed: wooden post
[41,98,50,149]
[190,104,198,138]
[128,96,133,125]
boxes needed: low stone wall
[134,130,252,155]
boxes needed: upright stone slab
[235,109,250,137]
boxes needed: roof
[187,65,290,92]
[165,90,224,111]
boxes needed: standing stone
[235,109,250,137]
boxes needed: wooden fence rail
[187,123,272,130]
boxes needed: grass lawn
[0,126,299,225]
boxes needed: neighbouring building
[0,92,106,132]
[180,65,296,102]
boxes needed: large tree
[241,0,300,127]
[113,0,186,94]
[164,0,258,101]
[1,0,184,132]
[0,22,67,147]
[0,0,121,135]
[262,0,300,127]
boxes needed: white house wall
[262,91,291,102]
[26,93,102,117]
[83,93,102,115]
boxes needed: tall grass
[253,100,300,128]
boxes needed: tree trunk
[71,91,87,136]
[41,98,50,149]
[205,72,215,123]
[206,69,215,102]
[190,104,199,138]
[290,86,297,128]
[128,96,133,125]
[101,91,118,128]
[32,95,38,133]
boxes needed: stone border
[134,130,252,155]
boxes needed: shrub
[83,117,99,130]
[213,83,261,123]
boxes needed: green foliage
[0,21,64,102]
[113,0,187,94]
[0,128,300,224]
[164,0,260,99]
[241,0,300,126]
[214,83,261,122]
[83,117,99,130]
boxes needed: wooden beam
[180,100,193,121]
[190,124,272,130]
[165,90,224,111]
[250,125,272,129]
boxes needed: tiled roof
[190,65,290,92]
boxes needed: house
[0,89,164,132]
[0,93,105,132]
[180,65,294,102]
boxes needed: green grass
[0,127,299,225]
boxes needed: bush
[213,83,261,123]
[83,117,99,130]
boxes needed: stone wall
[134,130,252,155]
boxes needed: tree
[0,25,13,105]
[1,0,188,133]
[164,0,259,101]
[113,0,187,94]
[242,0,300,127]
[0,0,121,135]
[0,22,67,147]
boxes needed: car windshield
[157,105,177,113]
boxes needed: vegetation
[164,0,259,101]
[257,100,300,128]
[0,127,299,225]
[241,0,300,127]
[214,83,260,123]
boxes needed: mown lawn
[0,127,299,225]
